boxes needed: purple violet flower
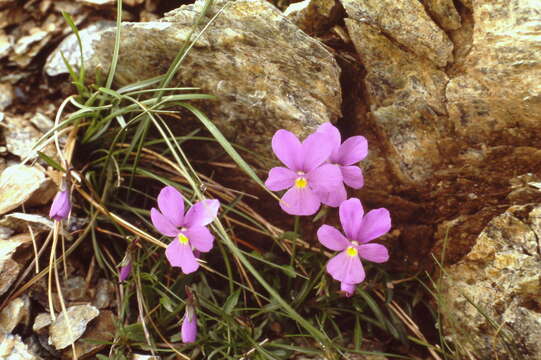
[315,123,368,207]
[150,186,220,274]
[265,129,342,216]
[317,198,391,285]
[49,190,71,221]
[181,303,197,343]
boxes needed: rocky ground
[0,0,540,359]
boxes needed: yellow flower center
[295,177,308,188]
[178,233,189,244]
[346,246,358,257]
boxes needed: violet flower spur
[49,190,71,221]
[264,129,342,216]
[150,186,220,274]
[315,123,368,207]
[317,198,391,286]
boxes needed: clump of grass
[12,0,456,358]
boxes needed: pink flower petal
[357,243,389,263]
[184,199,220,228]
[181,306,197,343]
[341,165,364,189]
[326,250,365,284]
[315,183,347,207]
[339,198,364,240]
[316,122,341,161]
[336,136,368,166]
[184,226,214,253]
[340,282,356,297]
[317,224,349,251]
[302,132,334,172]
[165,239,199,274]
[157,186,185,227]
[307,163,342,193]
[265,167,297,191]
[151,208,179,237]
[280,186,320,216]
[272,129,302,171]
[356,208,391,243]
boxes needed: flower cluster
[266,123,391,297]
[265,123,367,215]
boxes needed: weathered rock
[0,165,55,215]
[0,296,30,333]
[445,0,541,147]
[62,310,115,359]
[4,114,56,160]
[340,0,453,66]
[62,276,88,302]
[44,21,115,77]
[73,0,341,159]
[0,83,13,110]
[0,331,42,359]
[29,113,54,133]
[32,313,52,335]
[284,0,343,35]
[93,278,114,309]
[440,205,541,359]
[48,304,100,350]
[422,0,461,31]
[0,258,19,296]
[345,19,448,183]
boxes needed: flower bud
[118,259,132,282]
[49,190,71,221]
[181,304,197,343]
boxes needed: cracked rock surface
[439,205,541,359]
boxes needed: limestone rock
[439,205,541,359]
[345,19,448,182]
[0,296,30,333]
[0,331,42,360]
[62,310,115,359]
[93,278,114,309]
[284,0,343,35]
[0,83,13,110]
[48,304,100,350]
[446,0,541,147]
[422,0,461,31]
[44,21,115,77]
[340,0,453,66]
[0,258,19,296]
[0,165,54,215]
[32,313,52,335]
[79,0,341,159]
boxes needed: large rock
[340,0,453,67]
[439,205,541,359]
[52,0,341,159]
[342,0,541,271]
[445,0,541,147]
[345,19,448,183]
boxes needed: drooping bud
[181,303,197,343]
[340,282,356,297]
[118,255,132,282]
[49,190,71,221]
